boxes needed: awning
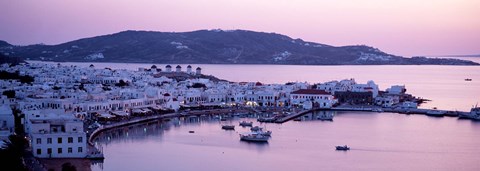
[111,111,129,117]
[142,108,152,113]
[97,113,116,119]
[132,109,144,113]
[151,106,162,110]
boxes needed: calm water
[92,112,480,171]
[32,61,480,111]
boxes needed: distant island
[0,29,478,65]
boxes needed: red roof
[291,89,330,95]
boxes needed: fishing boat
[240,134,269,142]
[255,130,272,137]
[335,145,350,151]
[221,125,235,130]
[465,78,472,81]
[459,105,480,120]
[250,126,262,131]
[239,121,253,127]
[317,113,334,121]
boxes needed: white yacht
[240,134,269,142]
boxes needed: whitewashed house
[29,114,87,158]
[290,89,336,108]
[0,105,14,141]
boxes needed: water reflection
[94,120,166,145]
[293,110,336,121]
[92,112,480,171]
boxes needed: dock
[274,109,314,123]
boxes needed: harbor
[90,110,480,171]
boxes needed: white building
[196,67,202,75]
[290,89,336,108]
[176,65,182,72]
[387,85,406,94]
[165,65,172,72]
[0,105,14,141]
[29,114,87,158]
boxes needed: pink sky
[1,0,479,57]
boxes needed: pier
[275,109,314,123]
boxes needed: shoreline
[26,60,480,66]
[87,105,469,146]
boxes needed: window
[78,137,83,143]
[78,147,83,153]
[47,148,52,154]
[68,137,73,143]
[47,138,52,144]
[36,138,41,144]
[36,149,41,155]
[68,147,72,153]
[58,148,62,154]
[58,137,62,144]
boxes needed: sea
[28,61,480,171]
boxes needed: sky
[0,0,479,57]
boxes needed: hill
[0,30,477,65]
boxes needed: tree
[2,90,15,98]
[115,79,128,87]
[191,83,206,89]
[0,135,28,171]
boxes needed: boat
[250,126,262,131]
[86,152,105,160]
[257,117,276,123]
[372,108,383,113]
[317,113,334,121]
[426,110,445,117]
[221,125,235,130]
[465,78,472,81]
[240,134,269,142]
[239,121,253,127]
[335,145,350,151]
[459,105,480,120]
[188,130,195,133]
[256,130,272,137]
